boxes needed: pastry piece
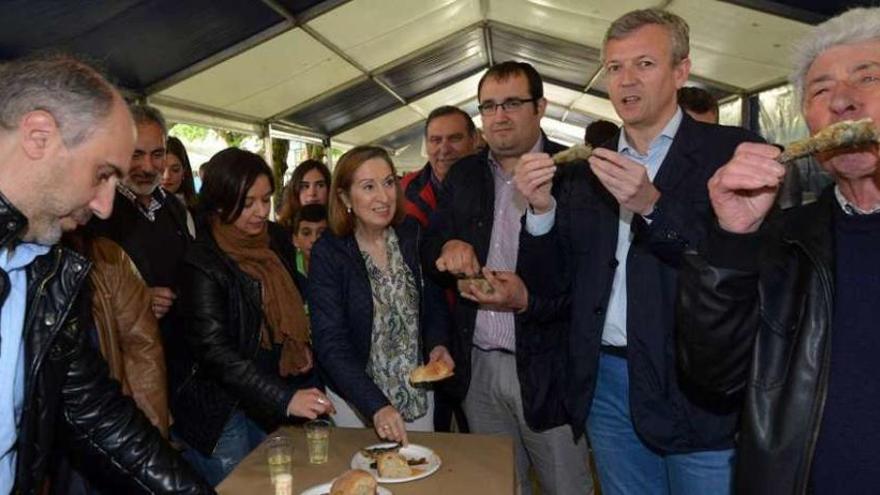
[330,469,378,495]
[410,360,454,383]
[376,452,413,479]
[359,443,401,460]
[552,144,593,165]
[778,118,879,163]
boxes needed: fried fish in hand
[778,118,879,163]
[552,144,593,165]
[456,273,494,295]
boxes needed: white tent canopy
[3,0,847,169]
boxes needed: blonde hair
[328,146,405,237]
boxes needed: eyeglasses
[477,98,537,116]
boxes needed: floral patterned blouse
[361,228,427,421]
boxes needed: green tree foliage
[305,143,325,161]
[220,130,249,148]
[169,123,208,142]
[271,138,290,207]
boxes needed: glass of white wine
[305,419,331,464]
[266,434,293,484]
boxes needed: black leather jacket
[173,219,306,456]
[676,187,838,494]
[0,195,212,494]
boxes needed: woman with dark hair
[172,148,333,485]
[163,136,198,236]
[308,146,453,444]
[277,159,331,230]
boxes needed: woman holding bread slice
[309,146,455,444]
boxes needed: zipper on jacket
[789,239,834,495]
[24,251,64,381]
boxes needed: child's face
[292,219,327,258]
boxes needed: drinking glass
[305,419,331,464]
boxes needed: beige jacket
[89,237,169,437]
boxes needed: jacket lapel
[652,113,701,194]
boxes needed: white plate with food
[299,482,392,495]
[350,443,441,483]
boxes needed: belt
[600,345,627,359]
[473,345,515,355]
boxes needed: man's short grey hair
[129,103,168,138]
[790,7,880,106]
[0,54,116,147]
[603,9,690,65]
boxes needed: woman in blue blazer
[308,146,453,444]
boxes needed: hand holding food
[435,240,481,278]
[588,148,661,216]
[410,360,454,384]
[708,142,785,234]
[514,152,556,214]
[458,269,529,312]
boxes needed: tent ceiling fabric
[489,23,602,90]
[284,77,401,135]
[154,0,816,144]
[0,0,285,89]
[306,0,482,71]
[0,0,862,158]
[159,28,362,118]
[374,28,487,102]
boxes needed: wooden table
[217,427,515,494]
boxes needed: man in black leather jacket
[0,55,212,494]
[676,7,880,494]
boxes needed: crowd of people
[0,5,878,495]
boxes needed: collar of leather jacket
[0,189,30,248]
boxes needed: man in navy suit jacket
[477,9,763,495]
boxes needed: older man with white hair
[676,7,880,494]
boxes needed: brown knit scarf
[211,217,311,376]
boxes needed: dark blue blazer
[520,113,762,451]
[308,218,451,420]
[421,135,572,431]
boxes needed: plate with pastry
[299,469,392,495]
[350,443,441,483]
[410,360,454,384]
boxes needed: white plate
[300,481,392,495]
[350,443,441,484]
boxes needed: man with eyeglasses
[89,104,192,404]
[423,61,593,495]
[503,9,763,495]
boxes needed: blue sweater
[811,208,880,492]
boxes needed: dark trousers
[433,388,470,433]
